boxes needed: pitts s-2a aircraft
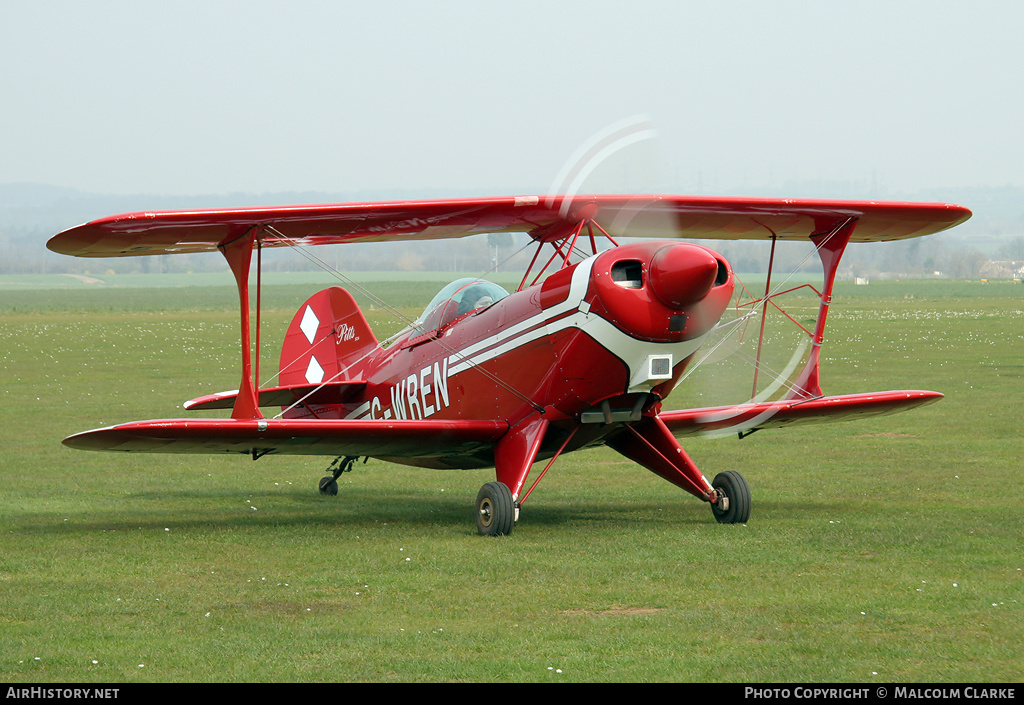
[48,194,971,535]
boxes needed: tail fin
[279,287,378,387]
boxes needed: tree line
[3,226,1019,280]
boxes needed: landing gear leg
[318,455,361,496]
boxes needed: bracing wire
[677,221,854,402]
[260,226,546,416]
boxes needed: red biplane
[47,194,971,535]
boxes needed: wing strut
[517,215,619,292]
[751,234,779,397]
[220,228,264,420]
[784,217,856,400]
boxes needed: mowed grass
[1,278,1021,682]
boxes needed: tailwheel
[710,470,751,524]
[475,481,515,536]
[317,455,360,496]
[318,477,339,496]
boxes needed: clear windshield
[415,278,510,332]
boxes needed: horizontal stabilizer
[62,417,509,457]
[184,381,367,411]
[659,390,942,439]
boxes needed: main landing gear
[316,455,747,533]
[474,471,750,535]
[475,481,517,536]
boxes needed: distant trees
[998,236,1024,261]
[0,224,1016,280]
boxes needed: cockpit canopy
[416,278,510,332]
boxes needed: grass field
[1,277,1021,682]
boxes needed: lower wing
[62,417,509,457]
[659,390,942,438]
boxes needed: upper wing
[47,195,972,257]
[62,417,509,457]
[658,390,943,439]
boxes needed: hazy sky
[2,0,1022,199]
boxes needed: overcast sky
[2,0,1021,200]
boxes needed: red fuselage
[282,241,734,469]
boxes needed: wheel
[475,481,515,536]
[318,476,339,496]
[710,470,751,524]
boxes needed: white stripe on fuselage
[446,256,597,376]
[446,256,706,378]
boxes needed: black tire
[710,470,751,524]
[475,481,515,536]
[318,476,339,496]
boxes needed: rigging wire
[253,218,848,417]
[677,222,853,401]
[260,226,547,416]
[759,219,852,303]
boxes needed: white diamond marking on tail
[305,356,325,384]
[300,305,320,345]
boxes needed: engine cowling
[589,241,734,342]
